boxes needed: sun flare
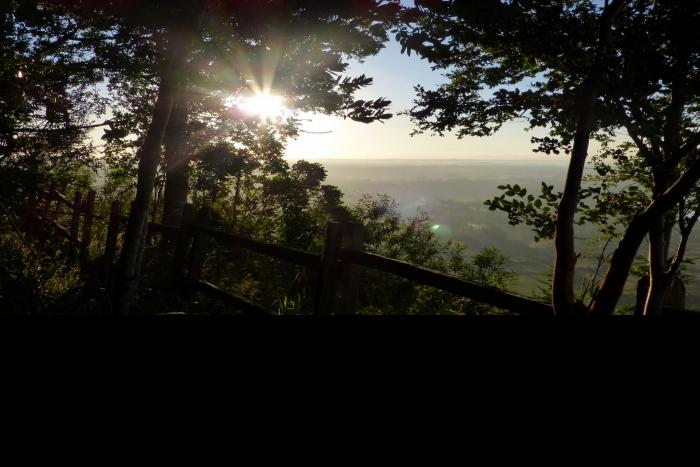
[226,92,287,120]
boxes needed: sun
[225,92,287,121]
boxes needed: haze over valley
[321,159,700,309]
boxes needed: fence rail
[188,279,274,315]
[193,224,323,270]
[119,215,179,234]
[22,187,98,261]
[340,248,553,316]
[102,202,555,316]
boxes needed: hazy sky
[83,1,614,162]
[286,38,570,162]
[86,20,576,162]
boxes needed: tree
[397,0,700,315]
[50,0,402,312]
[589,2,700,315]
[1,0,105,204]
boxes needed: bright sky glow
[225,92,288,121]
[87,35,600,162]
[285,39,576,161]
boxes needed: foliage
[398,0,700,314]
[0,215,84,314]
[1,1,105,207]
[351,194,515,315]
[143,171,518,315]
[1,0,521,315]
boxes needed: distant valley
[320,159,700,309]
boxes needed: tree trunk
[590,154,700,315]
[113,20,195,314]
[552,96,596,316]
[643,224,672,315]
[643,32,689,315]
[641,168,669,316]
[231,172,242,232]
[588,214,648,316]
[551,0,625,316]
[634,275,649,316]
[162,94,189,241]
[113,80,178,313]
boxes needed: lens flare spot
[225,92,286,120]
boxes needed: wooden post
[317,223,342,314]
[337,223,363,315]
[49,191,63,222]
[189,207,211,281]
[38,191,52,242]
[24,192,38,238]
[41,191,52,218]
[317,222,363,315]
[172,203,194,285]
[187,207,211,297]
[133,213,149,296]
[103,200,122,283]
[45,191,62,243]
[70,191,83,245]
[80,190,96,262]
[147,188,161,245]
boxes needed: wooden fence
[23,187,98,261]
[102,202,555,316]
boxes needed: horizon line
[283,156,571,162]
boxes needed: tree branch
[615,100,654,161]
[12,119,120,133]
[668,205,700,275]
[667,131,700,167]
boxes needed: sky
[81,0,615,163]
[285,38,570,162]
[86,16,576,162]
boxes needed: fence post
[172,203,194,286]
[187,207,211,297]
[317,222,341,314]
[133,211,149,293]
[40,190,52,219]
[103,200,122,284]
[80,190,96,262]
[317,222,363,315]
[49,190,63,221]
[38,191,52,242]
[70,191,83,245]
[47,193,57,243]
[46,190,64,243]
[22,192,38,238]
[337,223,363,315]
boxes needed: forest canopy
[2,0,699,316]
[0,0,521,315]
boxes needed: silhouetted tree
[48,0,402,312]
[398,0,700,315]
[1,1,106,204]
